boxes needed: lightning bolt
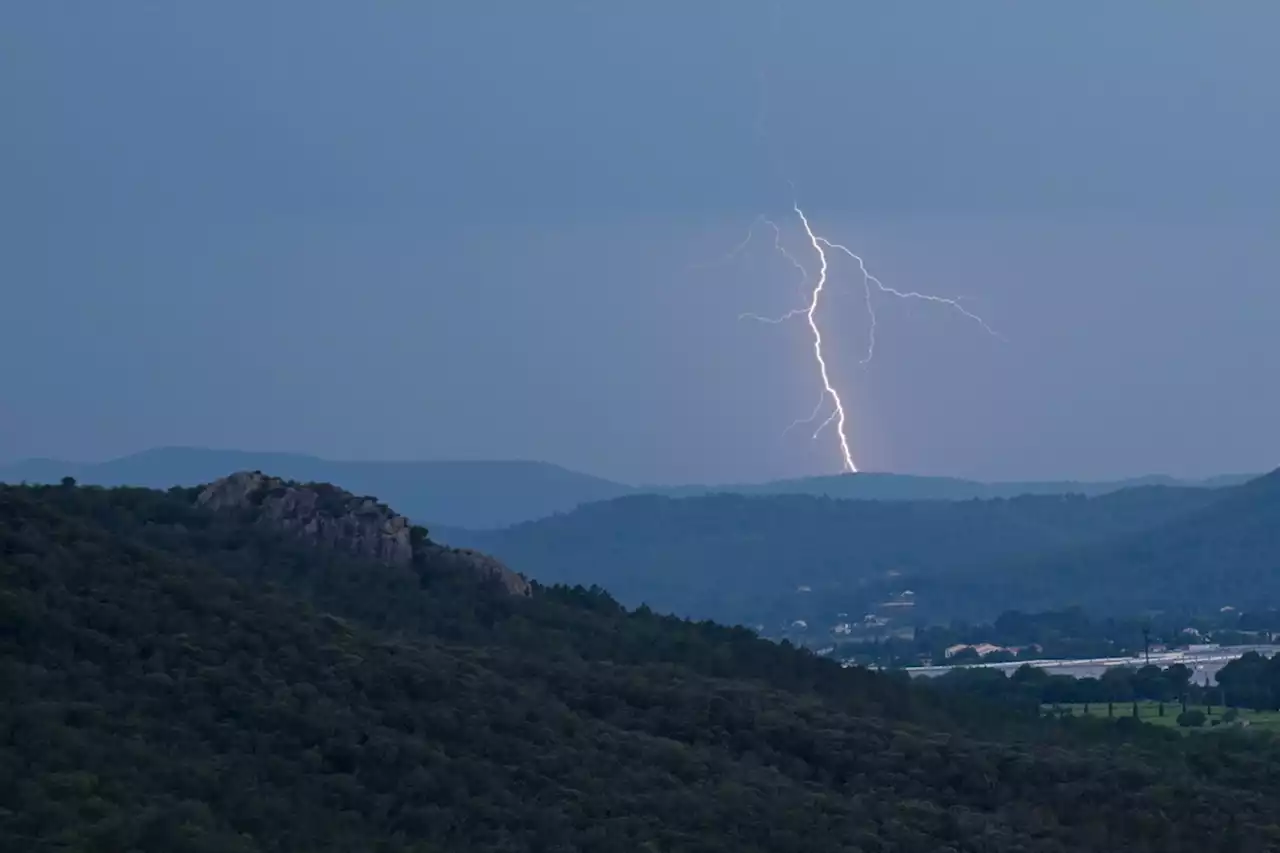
[727,202,1002,474]
[815,232,1004,365]
[736,217,809,324]
[794,204,855,472]
[695,8,1001,473]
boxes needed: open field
[1044,700,1280,732]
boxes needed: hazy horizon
[4,3,1278,484]
[0,444,1262,490]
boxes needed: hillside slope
[970,467,1280,615]
[440,485,1225,625]
[7,480,1280,850]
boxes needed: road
[897,645,1280,683]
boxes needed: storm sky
[3,2,1278,484]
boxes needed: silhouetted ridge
[1223,466,1280,501]
[0,446,1254,528]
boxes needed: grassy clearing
[1042,700,1280,732]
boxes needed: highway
[897,644,1280,682]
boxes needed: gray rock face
[195,470,530,596]
[197,470,414,565]
[420,543,532,597]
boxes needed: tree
[1177,710,1207,728]
[1133,665,1169,701]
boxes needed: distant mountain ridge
[0,445,1256,529]
[662,470,1255,501]
[0,447,631,529]
[437,484,1232,625]
[440,467,1280,627]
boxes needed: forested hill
[972,467,1280,615]
[439,484,1225,624]
[8,481,1280,851]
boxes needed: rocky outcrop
[419,543,532,597]
[196,471,530,596]
[197,471,414,565]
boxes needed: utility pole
[1142,625,1151,665]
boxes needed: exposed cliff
[195,471,531,596]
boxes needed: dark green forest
[444,471,1280,625]
[7,481,1280,850]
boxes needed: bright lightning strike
[793,204,855,472]
[815,232,1004,365]
[730,202,1002,474]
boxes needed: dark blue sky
[3,3,1277,483]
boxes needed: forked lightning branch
[706,202,1002,473]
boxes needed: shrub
[1177,710,1207,728]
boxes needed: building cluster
[943,642,1042,659]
